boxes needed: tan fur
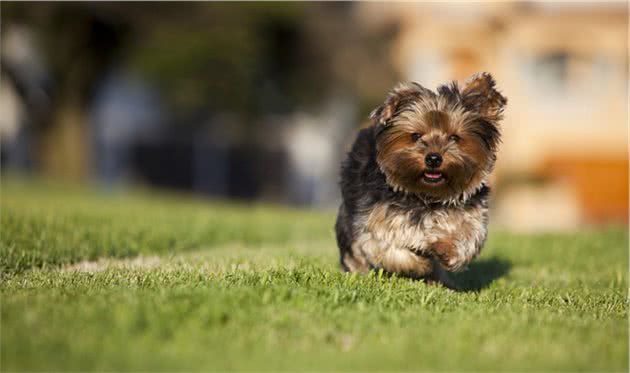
[461,72,507,121]
[375,102,491,202]
[346,202,487,276]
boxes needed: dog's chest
[355,202,483,253]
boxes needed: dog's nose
[425,153,442,168]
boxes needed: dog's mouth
[422,171,445,184]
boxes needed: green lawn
[1,178,628,371]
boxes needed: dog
[335,72,506,287]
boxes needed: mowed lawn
[1,178,628,372]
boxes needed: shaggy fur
[335,72,507,287]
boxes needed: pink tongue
[424,172,442,179]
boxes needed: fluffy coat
[335,72,507,285]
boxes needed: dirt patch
[62,256,162,272]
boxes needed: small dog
[335,72,506,287]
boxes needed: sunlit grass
[1,178,627,371]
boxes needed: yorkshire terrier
[335,72,507,288]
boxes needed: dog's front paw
[430,239,464,272]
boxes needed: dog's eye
[410,133,422,142]
[449,134,461,143]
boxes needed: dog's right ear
[370,82,435,125]
[461,72,507,122]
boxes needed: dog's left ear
[370,82,435,125]
[461,72,507,121]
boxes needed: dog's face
[371,73,506,200]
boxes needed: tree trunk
[37,101,91,181]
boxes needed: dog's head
[371,72,507,201]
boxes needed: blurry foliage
[1,2,129,108]
[2,2,398,118]
[130,24,259,112]
[127,3,309,114]
[0,2,399,180]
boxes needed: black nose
[425,153,442,168]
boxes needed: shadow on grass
[451,257,511,292]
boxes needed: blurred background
[1,1,627,232]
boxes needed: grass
[1,177,628,371]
